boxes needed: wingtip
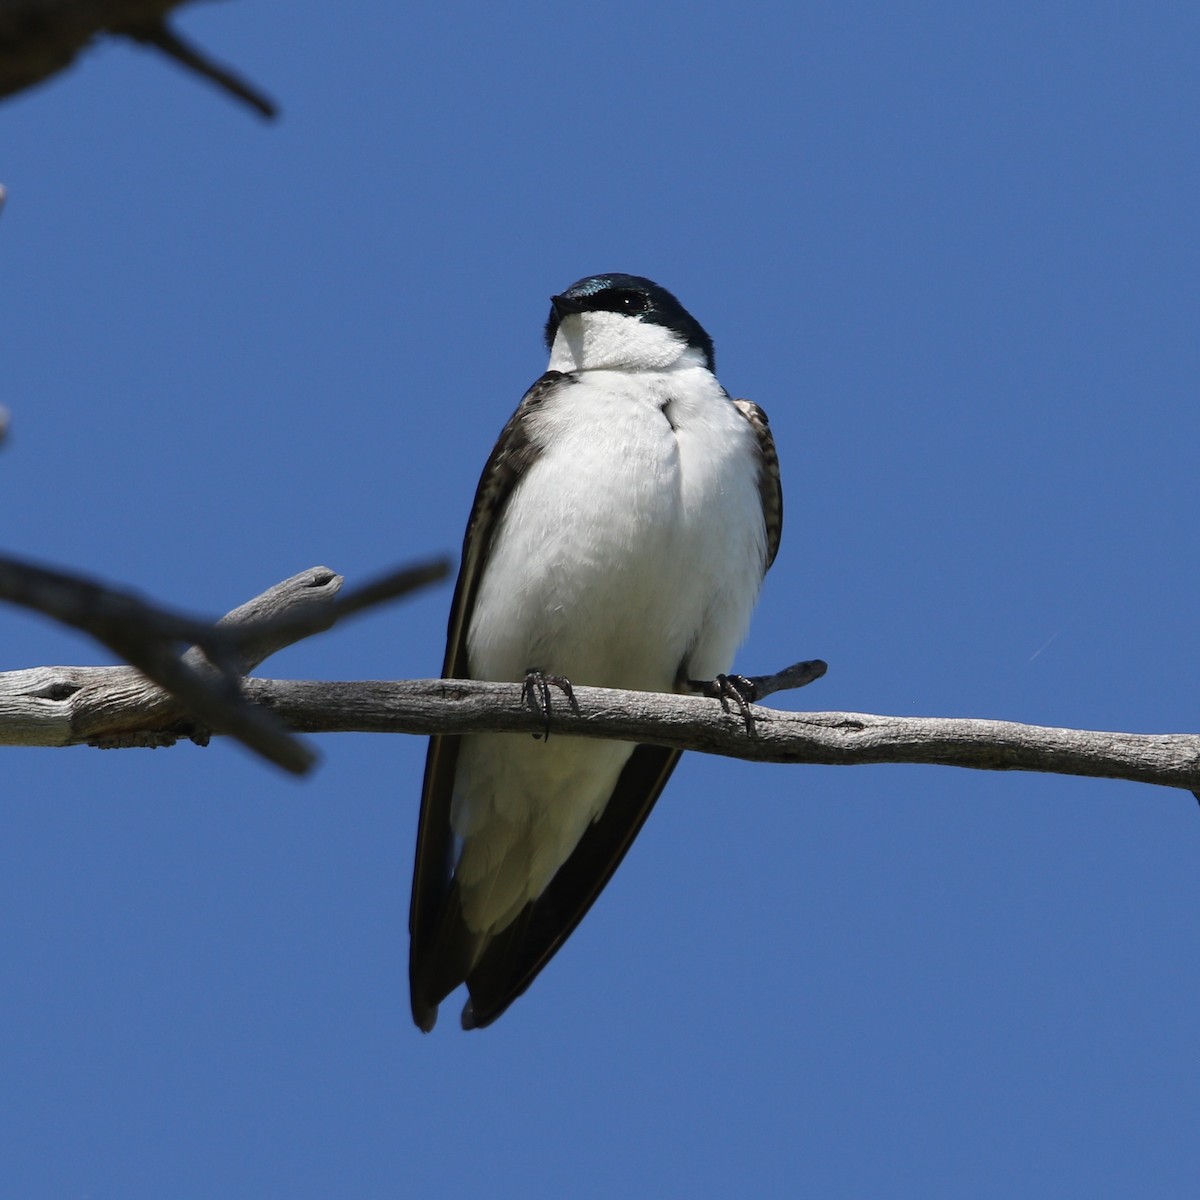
[412,999,439,1033]
[461,995,505,1031]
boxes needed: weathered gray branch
[241,680,1200,793]
[0,561,342,772]
[2,663,1199,793]
[0,560,449,772]
[0,0,275,116]
[2,565,1197,794]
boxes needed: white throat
[547,311,701,373]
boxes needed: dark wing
[411,386,780,1031]
[461,403,782,1026]
[733,399,783,569]
[460,743,682,1029]
[409,371,570,1031]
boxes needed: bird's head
[544,274,715,373]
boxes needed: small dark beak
[550,292,589,318]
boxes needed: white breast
[452,362,768,936]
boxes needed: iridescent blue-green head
[544,274,716,373]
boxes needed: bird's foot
[522,668,579,740]
[690,673,759,737]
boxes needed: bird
[409,273,782,1030]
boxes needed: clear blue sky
[2,2,1198,1195]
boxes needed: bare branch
[0,0,274,116]
[0,560,450,773]
[3,660,1199,794]
[220,560,452,661]
[229,678,1200,794]
[123,18,276,118]
[0,557,332,772]
[1,564,1195,794]
[185,566,348,675]
[743,659,829,701]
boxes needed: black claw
[521,668,578,740]
[691,673,760,737]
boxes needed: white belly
[452,366,767,934]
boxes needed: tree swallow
[409,273,782,1030]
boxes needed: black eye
[604,289,649,315]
